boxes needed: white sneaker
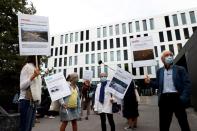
[49,116,55,119]
[124,126,132,130]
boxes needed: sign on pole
[106,67,132,99]
[130,36,156,67]
[44,73,71,102]
[83,70,93,81]
[18,14,50,56]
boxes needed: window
[91,42,95,51]
[91,54,95,64]
[124,50,128,60]
[154,46,158,57]
[103,27,107,37]
[159,32,164,42]
[183,28,189,39]
[60,35,63,44]
[64,46,67,55]
[80,67,83,79]
[124,63,129,71]
[122,23,126,34]
[97,66,101,77]
[181,13,187,25]
[60,47,63,55]
[175,29,181,40]
[59,58,62,67]
[70,33,73,43]
[54,58,57,67]
[116,38,120,48]
[123,37,127,47]
[97,53,101,62]
[167,30,172,41]
[139,67,144,75]
[137,35,141,37]
[69,56,72,66]
[75,44,78,53]
[86,43,89,52]
[86,30,89,40]
[177,43,182,52]
[55,47,58,56]
[63,69,66,77]
[147,66,152,74]
[85,54,89,64]
[51,48,53,56]
[97,28,101,38]
[80,31,84,41]
[192,26,197,33]
[109,26,113,36]
[75,32,78,42]
[85,67,89,70]
[150,18,154,30]
[169,44,174,54]
[91,66,95,78]
[165,16,170,27]
[189,11,196,24]
[161,45,165,52]
[103,40,107,49]
[51,37,54,46]
[104,65,108,74]
[74,68,77,73]
[143,20,147,31]
[144,34,148,36]
[110,39,113,48]
[64,57,67,66]
[117,50,121,61]
[74,56,78,65]
[135,21,140,32]
[115,24,119,35]
[104,52,107,62]
[65,34,68,43]
[97,41,101,50]
[80,43,83,52]
[110,51,114,61]
[128,22,132,33]
[172,14,178,26]
[132,66,136,75]
[130,36,133,39]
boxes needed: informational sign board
[130,36,156,67]
[18,14,50,56]
[44,73,71,101]
[83,70,93,80]
[106,67,132,99]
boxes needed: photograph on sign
[83,70,93,80]
[133,49,154,61]
[106,67,132,99]
[18,14,50,56]
[44,72,71,101]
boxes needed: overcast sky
[31,0,197,35]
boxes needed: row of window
[165,11,196,28]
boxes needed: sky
[30,0,197,35]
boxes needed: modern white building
[45,8,197,82]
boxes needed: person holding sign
[144,50,191,131]
[94,72,116,131]
[59,73,81,131]
[19,56,41,131]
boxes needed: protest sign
[83,70,93,80]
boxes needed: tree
[0,0,36,110]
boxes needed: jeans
[19,99,36,131]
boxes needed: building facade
[45,8,197,82]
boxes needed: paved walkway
[32,96,197,131]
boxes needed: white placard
[83,70,93,80]
[18,14,50,56]
[130,36,156,67]
[44,73,71,102]
[106,67,132,99]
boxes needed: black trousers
[99,113,115,131]
[159,93,190,131]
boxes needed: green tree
[0,0,36,110]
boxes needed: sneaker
[49,116,55,119]
[124,126,132,130]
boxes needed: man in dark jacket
[145,50,191,131]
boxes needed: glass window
[51,48,53,56]
[74,56,78,65]
[70,33,73,43]
[86,30,89,40]
[103,40,107,49]
[115,24,119,35]
[60,35,63,44]
[63,69,67,77]
[144,33,148,36]
[116,38,120,48]
[132,66,136,76]
[85,54,89,64]
[177,43,182,52]
[109,26,113,36]
[103,27,107,37]
[159,32,164,42]
[117,50,121,61]
[128,22,132,33]
[183,28,189,39]
[189,11,196,24]
[69,56,72,66]
[150,18,154,30]
[51,37,54,46]
[175,29,181,40]
[74,68,77,73]
[91,54,95,64]
[65,34,68,43]
[80,31,84,41]
[172,14,178,26]
[169,44,174,54]
[97,53,101,62]
[91,66,95,78]
[55,47,58,56]
[64,57,67,66]
[75,32,78,42]
[104,52,107,62]
[165,16,170,27]
[139,67,144,75]
[91,42,95,51]
[86,43,89,52]
[97,41,101,50]
[161,45,165,52]
[124,50,128,60]
[97,66,101,77]
[123,37,127,47]
[167,30,172,41]
[59,58,62,67]
[147,66,152,74]
[80,67,83,79]
[60,47,63,55]
[80,43,83,52]
[135,21,140,32]
[75,44,78,53]
[110,51,114,61]
[110,39,113,49]
[181,13,187,25]
[142,20,147,31]
[154,46,158,57]
[54,58,57,67]
[124,63,129,72]
[64,46,67,55]
[192,26,197,33]
[122,23,126,34]
[104,65,108,74]
[97,28,101,38]
[137,35,141,37]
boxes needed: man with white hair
[145,50,191,131]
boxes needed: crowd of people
[18,50,191,131]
